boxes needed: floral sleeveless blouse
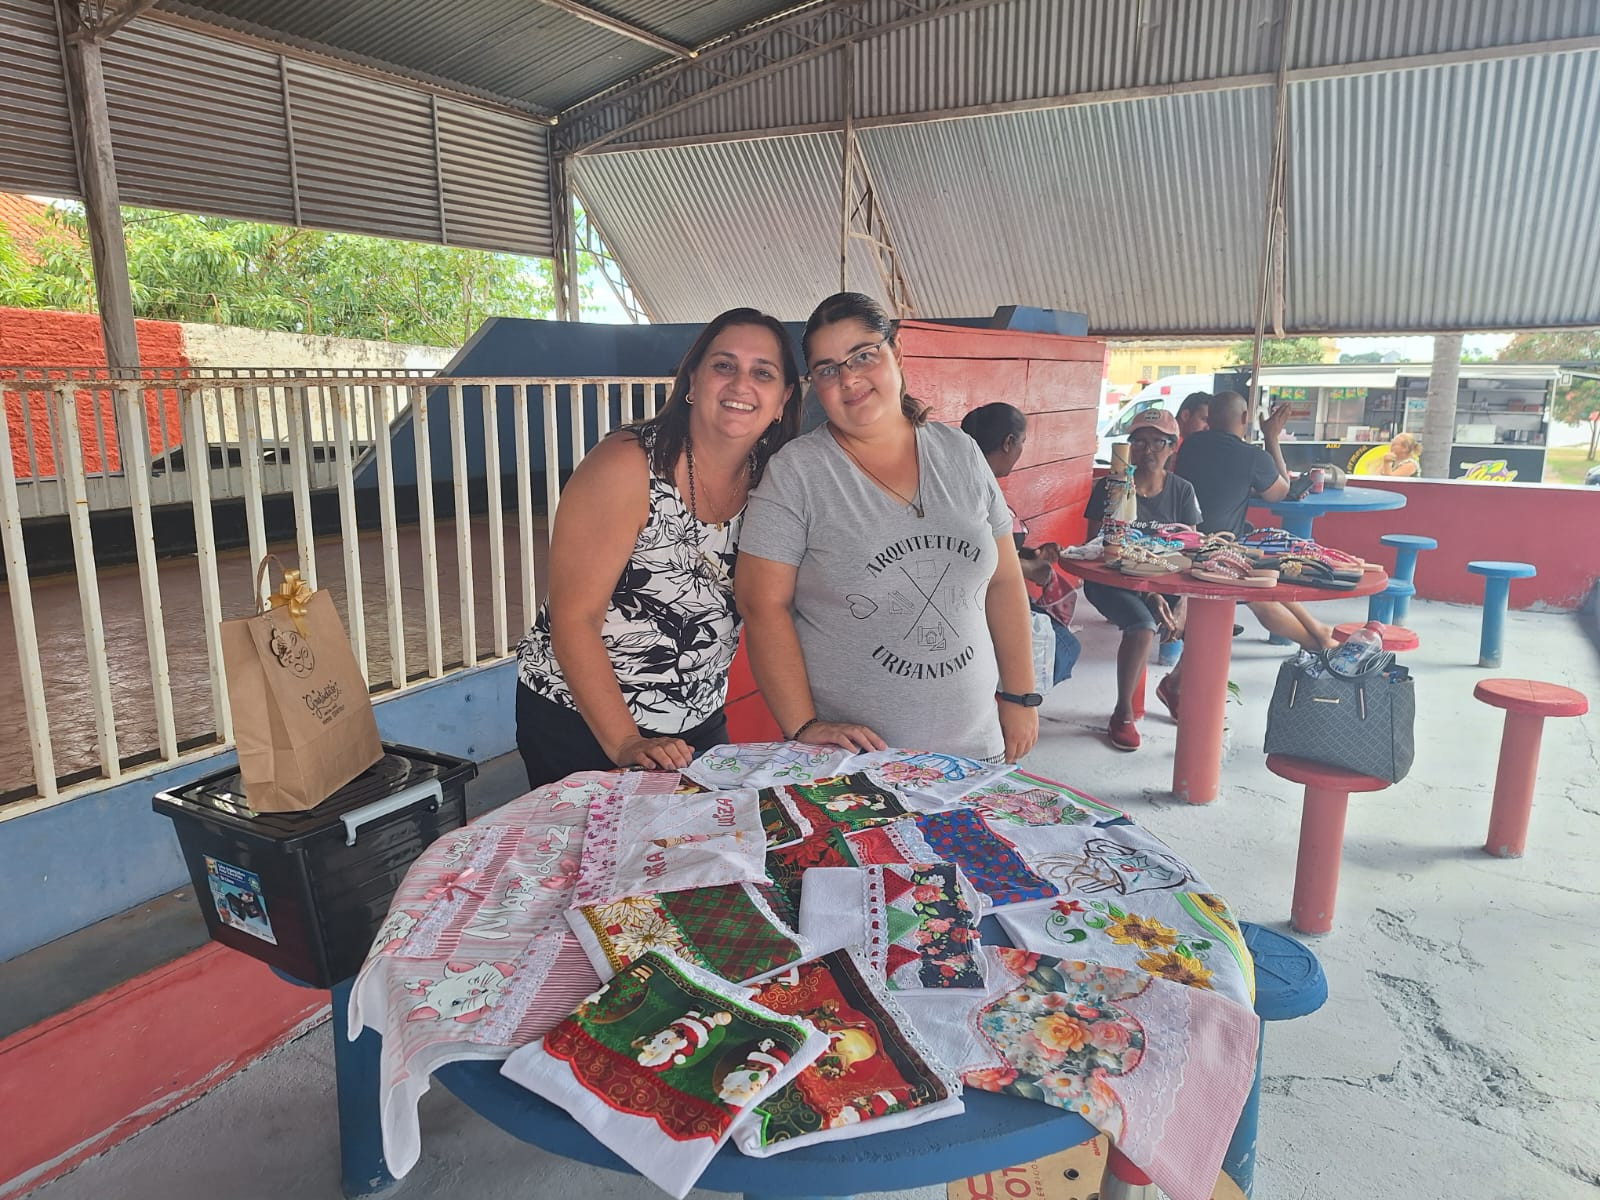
[515,425,743,735]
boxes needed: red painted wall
[1,307,188,477]
[1249,477,1600,611]
[725,321,1105,740]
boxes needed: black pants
[515,684,729,790]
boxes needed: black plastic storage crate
[154,743,477,987]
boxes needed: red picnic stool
[1331,622,1420,652]
[1473,679,1590,858]
[1266,754,1393,935]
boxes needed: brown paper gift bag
[221,557,383,812]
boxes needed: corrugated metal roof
[568,133,896,323]
[1288,48,1600,331]
[856,90,1273,332]
[163,0,799,112]
[0,0,79,198]
[102,21,297,224]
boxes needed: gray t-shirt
[741,421,1011,760]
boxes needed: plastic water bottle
[1327,621,1385,675]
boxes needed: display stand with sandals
[1071,555,1390,805]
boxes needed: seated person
[960,402,1081,688]
[1173,392,1335,652]
[1081,408,1198,751]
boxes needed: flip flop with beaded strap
[1189,549,1279,588]
[1274,555,1359,590]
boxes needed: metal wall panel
[285,60,445,244]
[0,0,79,197]
[1288,49,1600,330]
[435,101,553,256]
[569,133,893,323]
[857,88,1273,333]
[101,21,296,222]
[1289,0,1600,70]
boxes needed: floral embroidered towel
[850,749,1014,809]
[683,741,857,789]
[734,949,964,1155]
[572,779,767,907]
[501,951,828,1199]
[960,769,1126,826]
[962,948,1259,1200]
[567,881,813,985]
[798,864,987,991]
[990,824,1255,1009]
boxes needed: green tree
[2,204,583,346]
[1339,350,1384,364]
[1498,330,1600,459]
[1225,336,1327,365]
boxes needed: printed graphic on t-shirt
[848,534,986,681]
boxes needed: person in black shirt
[1081,409,1199,750]
[1173,392,1335,651]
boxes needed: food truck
[1258,362,1565,482]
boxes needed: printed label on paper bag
[205,856,277,944]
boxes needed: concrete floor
[24,595,1600,1200]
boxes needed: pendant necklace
[681,434,739,593]
[830,426,924,518]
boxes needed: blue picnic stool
[1366,578,1414,625]
[1372,534,1436,623]
[1466,561,1537,668]
[1221,924,1328,1198]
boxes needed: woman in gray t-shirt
[736,293,1040,763]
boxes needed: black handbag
[1263,652,1415,783]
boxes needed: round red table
[1070,559,1390,805]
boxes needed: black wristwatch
[996,690,1044,708]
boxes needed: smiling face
[806,318,907,433]
[687,322,793,446]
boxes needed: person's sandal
[1275,555,1359,590]
[1189,549,1279,588]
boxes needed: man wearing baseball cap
[1081,407,1199,750]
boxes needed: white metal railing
[0,368,672,809]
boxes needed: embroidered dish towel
[573,781,766,907]
[763,829,858,926]
[991,823,1256,1010]
[734,949,964,1155]
[757,786,814,850]
[912,809,1059,907]
[960,769,1126,826]
[501,951,828,1199]
[962,947,1258,1200]
[850,749,1014,809]
[782,773,914,837]
[798,864,987,991]
[568,881,813,985]
[684,741,857,790]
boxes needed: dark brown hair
[959,402,1026,454]
[801,291,928,425]
[640,308,802,486]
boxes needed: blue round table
[1252,485,1406,541]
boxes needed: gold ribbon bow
[268,568,313,635]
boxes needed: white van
[1095,373,1219,464]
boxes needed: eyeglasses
[1129,436,1174,450]
[807,339,889,386]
